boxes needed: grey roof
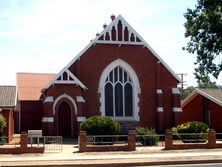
[0,86,17,108]
[182,88,222,107]
[199,88,222,103]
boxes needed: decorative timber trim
[45,69,87,89]
[43,15,181,90]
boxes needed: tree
[179,86,196,100]
[183,0,222,84]
[0,114,6,136]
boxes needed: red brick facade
[181,90,222,132]
[18,15,181,137]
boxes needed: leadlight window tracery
[104,66,133,118]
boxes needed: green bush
[0,114,6,137]
[177,121,209,140]
[80,116,120,135]
[136,127,159,146]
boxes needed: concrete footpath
[1,144,222,166]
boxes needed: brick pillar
[172,88,182,126]
[165,130,173,150]
[79,131,87,152]
[208,129,216,148]
[156,89,164,132]
[20,132,28,149]
[128,130,136,151]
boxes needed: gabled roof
[181,88,222,107]
[17,73,55,101]
[0,86,17,108]
[44,15,181,89]
[44,69,86,89]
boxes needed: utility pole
[177,73,187,90]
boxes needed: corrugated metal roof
[17,73,55,101]
[0,86,17,108]
[198,88,222,104]
[182,88,222,107]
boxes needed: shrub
[136,127,159,146]
[80,116,120,135]
[0,114,6,137]
[177,121,209,140]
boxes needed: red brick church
[16,15,181,137]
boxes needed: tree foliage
[0,114,6,136]
[184,0,222,84]
[179,86,196,100]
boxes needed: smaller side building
[181,88,222,132]
[0,86,17,140]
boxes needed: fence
[165,129,222,150]
[0,133,44,154]
[43,136,63,152]
[136,134,165,147]
[79,130,135,152]
[0,134,63,154]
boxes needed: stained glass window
[104,66,133,117]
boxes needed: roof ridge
[17,72,56,75]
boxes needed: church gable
[44,14,181,90]
[96,15,143,45]
[45,69,86,89]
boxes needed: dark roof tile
[0,86,17,108]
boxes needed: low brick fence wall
[165,129,222,150]
[0,133,44,154]
[79,130,136,152]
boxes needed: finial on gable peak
[110,14,116,21]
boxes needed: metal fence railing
[172,133,208,144]
[86,135,128,146]
[136,134,165,147]
[43,136,63,152]
[0,135,63,152]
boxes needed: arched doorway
[57,100,72,137]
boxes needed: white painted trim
[43,15,181,91]
[172,88,180,94]
[98,59,140,121]
[77,116,86,122]
[53,94,77,115]
[157,107,164,112]
[156,89,163,94]
[95,40,143,45]
[76,96,85,102]
[43,96,54,103]
[45,69,86,89]
[173,107,182,112]
[42,117,54,123]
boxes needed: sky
[0,0,214,87]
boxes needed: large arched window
[99,59,140,121]
[105,66,133,117]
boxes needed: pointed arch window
[104,66,133,117]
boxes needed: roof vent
[111,14,116,21]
